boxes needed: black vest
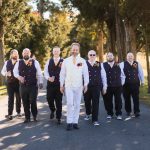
[6,60,19,84]
[86,61,103,88]
[19,59,37,86]
[124,61,140,85]
[47,58,63,87]
[103,62,122,87]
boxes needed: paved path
[0,87,150,150]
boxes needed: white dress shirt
[13,59,43,84]
[44,57,60,80]
[1,60,17,76]
[120,61,144,84]
[60,55,89,88]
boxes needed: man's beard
[71,52,78,56]
[12,57,17,60]
[23,56,30,60]
[108,59,114,62]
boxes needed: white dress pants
[65,86,83,124]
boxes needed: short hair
[88,50,96,55]
[10,49,18,55]
[53,46,60,50]
[23,48,30,53]
[71,43,80,49]
[106,52,114,56]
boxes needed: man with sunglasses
[44,46,63,124]
[84,50,107,126]
[60,43,89,131]
[103,52,125,120]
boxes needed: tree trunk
[124,21,137,59]
[0,25,5,85]
[115,0,123,62]
[0,1,5,85]
[96,30,104,62]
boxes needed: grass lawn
[140,84,150,106]
[0,85,7,95]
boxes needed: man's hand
[60,86,64,94]
[39,83,43,89]
[6,71,11,77]
[18,76,25,83]
[83,85,88,93]
[48,76,55,82]
[102,87,107,95]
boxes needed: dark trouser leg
[91,87,100,122]
[113,87,122,116]
[7,83,15,116]
[123,84,131,114]
[104,87,114,116]
[54,86,63,119]
[29,86,38,118]
[84,87,92,115]
[47,87,55,113]
[131,84,140,114]
[20,86,30,119]
[15,84,21,114]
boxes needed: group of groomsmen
[1,42,144,131]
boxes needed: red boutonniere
[27,59,33,67]
[93,61,100,67]
[77,62,82,67]
[132,63,137,68]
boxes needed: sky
[28,0,61,19]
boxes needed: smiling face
[88,50,96,62]
[22,48,31,61]
[107,52,114,62]
[127,52,134,62]
[10,50,19,60]
[53,47,60,58]
[71,43,80,57]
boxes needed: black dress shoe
[24,119,30,123]
[33,117,37,122]
[66,124,72,131]
[57,119,61,125]
[135,113,140,118]
[50,112,54,119]
[5,115,13,120]
[73,124,79,129]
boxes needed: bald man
[13,48,43,123]
[1,49,21,120]
[120,52,144,118]
[84,50,107,126]
[44,46,63,124]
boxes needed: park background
[0,0,150,105]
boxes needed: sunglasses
[89,54,96,56]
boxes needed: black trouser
[84,86,101,122]
[47,86,62,119]
[20,85,38,120]
[103,86,122,116]
[123,83,140,114]
[7,82,21,116]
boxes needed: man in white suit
[60,43,89,131]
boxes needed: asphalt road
[0,86,150,150]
